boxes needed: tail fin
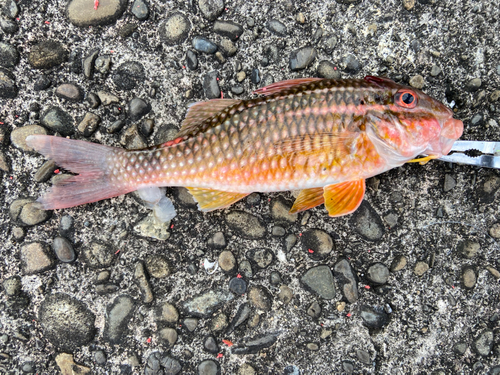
[26,135,134,210]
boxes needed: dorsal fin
[252,78,324,97]
[177,99,241,138]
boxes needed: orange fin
[178,99,241,138]
[323,179,365,217]
[187,187,249,212]
[289,188,325,214]
[253,78,324,96]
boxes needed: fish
[26,76,463,218]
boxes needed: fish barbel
[26,76,463,217]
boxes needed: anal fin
[323,179,365,217]
[187,187,249,212]
[289,187,325,214]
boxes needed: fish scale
[26,76,463,214]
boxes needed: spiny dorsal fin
[252,78,324,97]
[178,99,241,138]
[323,179,365,217]
[187,187,249,212]
[289,187,325,214]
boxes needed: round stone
[366,263,390,284]
[204,335,219,353]
[218,250,237,272]
[198,359,220,375]
[145,254,171,278]
[289,46,317,71]
[158,328,177,347]
[210,312,228,332]
[128,97,151,121]
[301,229,334,260]
[160,13,190,45]
[229,277,247,294]
[94,350,106,365]
[414,261,429,276]
[409,75,425,89]
[39,293,96,351]
[41,106,75,136]
[0,68,17,98]
[52,236,76,263]
[55,83,83,101]
[267,19,287,36]
[198,0,224,21]
[3,276,22,296]
[278,285,293,304]
[193,36,218,54]
[66,0,128,27]
[28,41,67,69]
[458,240,480,259]
[156,302,179,323]
[301,265,336,300]
[226,210,266,239]
[248,286,271,310]
[342,54,361,74]
[350,201,385,241]
[317,60,340,79]
[10,125,47,152]
[0,42,19,68]
[390,255,407,272]
[462,267,477,289]
[112,61,145,91]
[246,248,273,268]
[82,241,114,268]
[489,223,500,239]
[20,242,56,274]
[359,305,389,329]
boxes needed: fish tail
[26,135,133,210]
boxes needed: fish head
[364,76,463,164]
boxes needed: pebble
[10,125,48,151]
[134,261,154,303]
[139,119,154,138]
[207,231,226,248]
[414,261,429,276]
[204,335,219,353]
[236,71,246,82]
[272,226,285,236]
[210,312,228,332]
[3,276,22,296]
[34,75,51,91]
[55,353,91,375]
[269,271,281,285]
[390,255,407,272]
[231,85,244,95]
[2,0,19,18]
[409,75,425,89]
[307,301,321,318]
[198,0,224,21]
[103,295,135,343]
[145,254,171,278]
[301,265,336,300]
[128,97,151,121]
[458,240,480,259]
[289,46,317,71]
[55,83,83,101]
[160,13,191,45]
[41,106,75,136]
[248,286,271,310]
[232,334,278,355]
[489,223,500,239]
[430,65,442,77]
[229,277,247,294]
[317,61,340,79]
[453,342,467,355]
[302,229,334,260]
[158,328,177,347]
[198,359,220,375]
[296,12,306,24]
[193,36,218,54]
[183,318,198,332]
[20,241,56,274]
[333,259,358,303]
[470,113,484,126]
[112,61,145,90]
[118,23,137,38]
[246,248,273,268]
[28,41,67,69]
[95,55,111,74]
[11,197,50,226]
[366,263,390,284]
[238,364,256,375]
[490,90,500,102]
[203,71,221,99]
[219,38,237,57]
[95,270,110,284]
[182,289,234,318]
[270,197,298,224]
[186,50,198,70]
[356,349,371,364]
[77,112,101,137]
[359,305,389,329]
[84,92,100,108]
[226,210,266,239]
[66,0,128,27]
[213,20,243,41]
[131,0,148,20]
[342,54,361,74]
[0,42,19,68]
[403,0,415,10]
[250,68,260,84]
[473,329,493,356]
[278,285,293,304]
[0,67,17,98]
[227,303,251,333]
[52,236,76,263]
[120,124,147,150]
[267,19,287,36]
[218,250,237,272]
[82,241,115,268]
[0,151,9,172]
[321,35,338,53]
[462,266,476,289]
[466,78,482,92]
[350,201,385,241]
[0,16,18,34]
[487,266,500,279]
[39,293,96,351]
[443,174,456,192]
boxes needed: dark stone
[34,75,51,91]
[186,50,198,70]
[128,97,151,121]
[131,0,149,20]
[213,20,243,41]
[83,49,100,79]
[204,335,219,353]
[41,106,74,136]
[112,61,145,90]
[301,265,335,300]
[250,68,260,84]
[0,42,19,68]
[317,60,340,79]
[203,71,220,99]
[267,19,287,36]
[39,293,96,351]
[350,201,385,241]
[231,85,244,95]
[232,334,278,354]
[192,36,218,54]
[85,92,101,109]
[198,0,224,21]
[226,303,251,333]
[182,289,234,318]
[160,13,191,45]
[333,258,358,303]
[229,277,247,294]
[289,46,317,71]
[342,54,361,74]
[28,41,67,69]
[55,83,83,101]
[103,295,135,344]
[359,305,389,329]
[0,67,17,98]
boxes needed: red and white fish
[26,76,463,218]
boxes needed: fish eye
[395,90,417,108]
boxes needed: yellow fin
[289,187,325,214]
[323,179,365,217]
[187,187,249,212]
[407,155,439,165]
[178,99,241,138]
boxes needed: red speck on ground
[365,285,371,289]
[94,0,99,10]
[115,249,121,255]
[44,21,50,24]
[54,169,60,174]
[216,353,223,358]
[346,313,351,317]
[146,337,151,343]
[308,249,314,253]
[237,273,242,278]
[222,339,233,347]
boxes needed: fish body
[26,76,463,216]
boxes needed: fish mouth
[424,117,464,156]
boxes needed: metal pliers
[438,141,500,169]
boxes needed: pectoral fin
[289,187,325,214]
[323,179,365,217]
[187,187,249,212]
